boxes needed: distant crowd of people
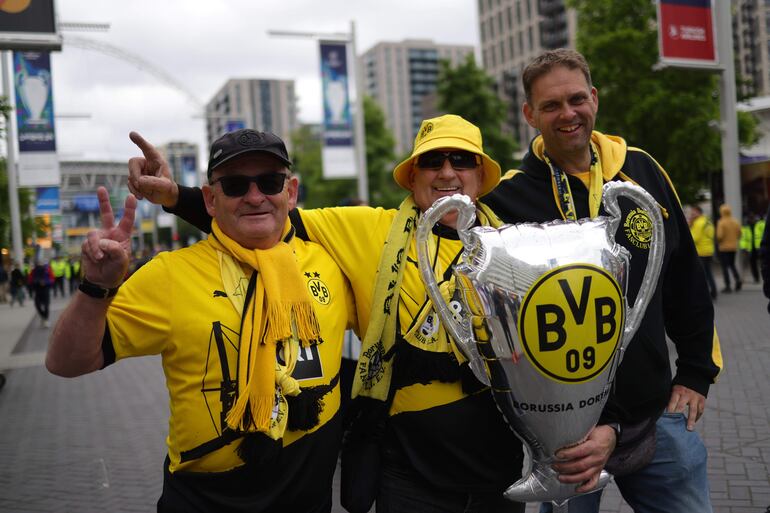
[687,202,768,301]
[0,256,81,327]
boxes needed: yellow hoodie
[690,214,714,257]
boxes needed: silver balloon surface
[416,181,665,506]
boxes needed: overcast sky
[11,0,480,165]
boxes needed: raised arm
[46,187,136,377]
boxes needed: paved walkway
[0,284,768,512]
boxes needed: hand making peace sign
[80,187,137,289]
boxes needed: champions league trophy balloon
[416,182,664,511]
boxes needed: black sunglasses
[416,150,481,170]
[210,173,288,197]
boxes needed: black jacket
[483,132,722,425]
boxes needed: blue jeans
[539,413,712,513]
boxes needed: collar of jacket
[521,131,629,182]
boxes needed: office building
[734,0,770,98]
[478,0,577,150]
[360,39,474,155]
[205,79,298,151]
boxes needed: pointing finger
[129,131,162,161]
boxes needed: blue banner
[319,41,356,178]
[181,155,198,188]
[73,194,100,213]
[14,51,56,153]
[320,42,353,146]
[226,120,245,132]
[35,186,60,214]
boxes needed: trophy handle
[416,194,490,386]
[602,181,666,346]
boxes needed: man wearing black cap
[46,129,357,513]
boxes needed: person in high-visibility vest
[68,258,81,295]
[755,215,766,285]
[741,215,759,283]
[50,256,67,298]
[760,205,770,314]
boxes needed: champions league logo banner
[319,41,356,179]
[14,50,61,186]
[657,0,717,67]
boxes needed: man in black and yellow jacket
[483,49,722,513]
[47,129,357,513]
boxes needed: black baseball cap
[207,129,292,179]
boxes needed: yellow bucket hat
[393,114,501,197]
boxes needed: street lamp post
[267,21,369,204]
[2,51,24,267]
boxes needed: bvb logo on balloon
[518,264,625,383]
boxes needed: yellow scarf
[353,195,503,401]
[207,220,321,435]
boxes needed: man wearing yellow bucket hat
[128,114,549,512]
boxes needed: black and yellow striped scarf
[353,195,503,401]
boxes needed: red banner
[657,0,717,67]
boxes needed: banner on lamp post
[657,0,718,68]
[14,50,60,186]
[35,186,60,214]
[319,40,356,178]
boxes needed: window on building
[528,26,533,51]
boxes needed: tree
[291,96,402,209]
[362,95,403,208]
[436,54,518,171]
[569,0,758,202]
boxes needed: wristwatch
[79,277,120,299]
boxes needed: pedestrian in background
[690,205,718,300]
[740,214,759,283]
[760,205,770,314]
[28,260,54,328]
[0,262,8,304]
[68,257,81,295]
[9,262,26,307]
[50,255,68,298]
[753,213,766,284]
[716,203,742,293]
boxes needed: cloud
[42,0,479,164]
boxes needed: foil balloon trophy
[416,181,664,511]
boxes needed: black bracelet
[79,277,120,299]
